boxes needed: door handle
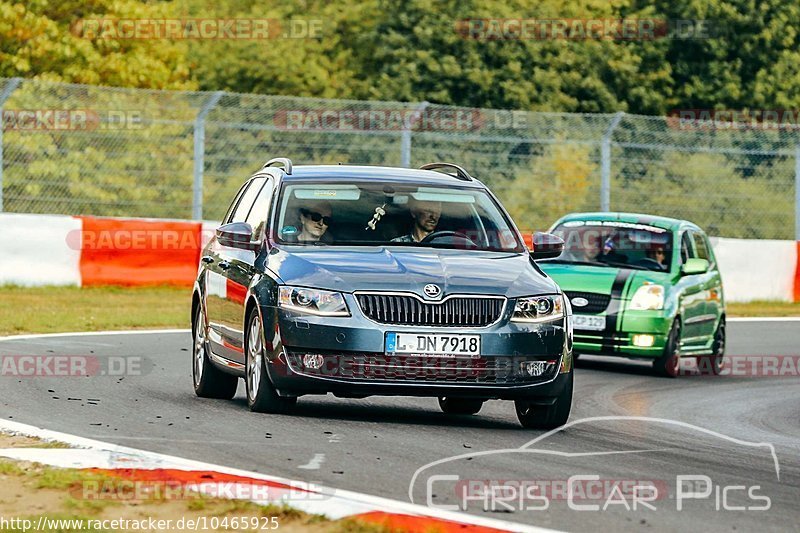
[218,261,231,270]
[201,255,214,264]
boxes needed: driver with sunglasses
[297,201,333,243]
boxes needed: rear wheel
[245,310,297,413]
[192,305,238,399]
[697,318,726,375]
[438,397,484,415]
[654,321,681,378]
[515,371,573,429]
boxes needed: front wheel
[697,318,726,375]
[654,321,681,378]
[438,397,484,415]
[192,306,238,399]
[515,371,573,429]
[245,311,297,413]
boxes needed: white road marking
[0,329,190,343]
[298,453,326,470]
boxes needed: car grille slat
[564,291,611,314]
[356,293,503,327]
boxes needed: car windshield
[546,220,674,272]
[273,181,524,252]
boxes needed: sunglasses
[301,209,332,226]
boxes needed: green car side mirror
[681,258,709,275]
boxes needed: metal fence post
[600,111,625,212]
[0,77,22,212]
[400,101,430,168]
[796,145,800,241]
[192,91,224,220]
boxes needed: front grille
[356,293,504,327]
[285,351,558,385]
[565,291,610,314]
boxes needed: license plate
[573,314,606,331]
[385,333,480,357]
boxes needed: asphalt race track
[1,321,798,532]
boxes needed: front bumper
[262,300,571,400]
[573,310,671,358]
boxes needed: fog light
[521,360,556,377]
[303,354,325,370]
[632,334,655,347]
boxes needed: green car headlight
[278,286,350,316]
[512,295,564,323]
[629,284,665,310]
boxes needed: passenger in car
[391,198,442,243]
[297,201,333,243]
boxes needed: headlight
[511,295,564,323]
[628,284,665,310]
[278,286,350,316]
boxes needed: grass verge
[726,300,800,317]
[0,285,190,336]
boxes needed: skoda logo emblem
[571,297,589,308]
[423,284,442,299]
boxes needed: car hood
[539,263,673,300]
[267,246,559,298]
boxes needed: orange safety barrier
[353,511,508,533]
[795,241,800,302]
[78,216,202,287]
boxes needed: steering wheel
[420,230,477,247]
[634,257,666,271]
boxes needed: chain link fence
[1,77,797,239]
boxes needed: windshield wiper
[600,260,649,271]
[539,259,609,267]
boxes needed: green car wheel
[654,321,681,378]
[697,318,726,375]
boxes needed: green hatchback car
[539,212,725,377]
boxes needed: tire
[654,320,681,378]
[697,318,726,375]
[515,370,573,429]
[192,305,239,400]
[245,310,297,413]
[438,397,484,415]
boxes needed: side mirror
[681,258,709,275]
[216,222,254,250]
[530,232,565,260]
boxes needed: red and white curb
[0,419,556,533]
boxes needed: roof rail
[419,162,473,181]
[263,157,293,175]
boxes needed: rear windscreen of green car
[272,181,524,252]
[551,221,674,271]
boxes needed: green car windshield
[273,181,524,252]
[548,220,674,272]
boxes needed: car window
[692,231,710,261]
[273,181,523,252]
[680,232,695,263]
[229,178,266,224]
[547,220,673,272]
[244,177,274,240]
[223,182,250,224]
